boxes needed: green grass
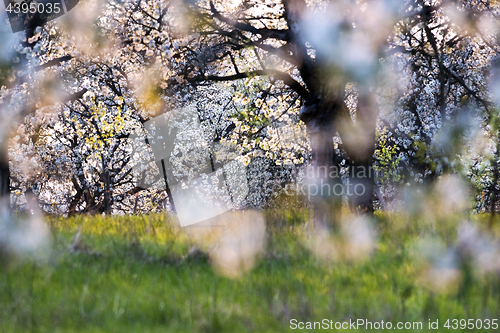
[1,211,500,332]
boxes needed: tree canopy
[0,0,499,219]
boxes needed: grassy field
[1,210,500,332]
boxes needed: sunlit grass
[1,211,500,332]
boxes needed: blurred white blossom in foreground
[410,237,461,294]
[0,197,51,264]
[434,175,469,214]
[185,210,266,278]
[409,220,500,294]
[457,222,500,275]
[304,214,377,263]
[399,174,469,223]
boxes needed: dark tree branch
[209,1,289,41]
[188,69,308,98]
[37,55,73,70]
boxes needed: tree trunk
[348,159,375,213]
[337,90,378,214]
[307,130,343,228]
[102,170,112,215]
[300,96,344,229]
[0,145,10,202]
[68,177,84,216]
